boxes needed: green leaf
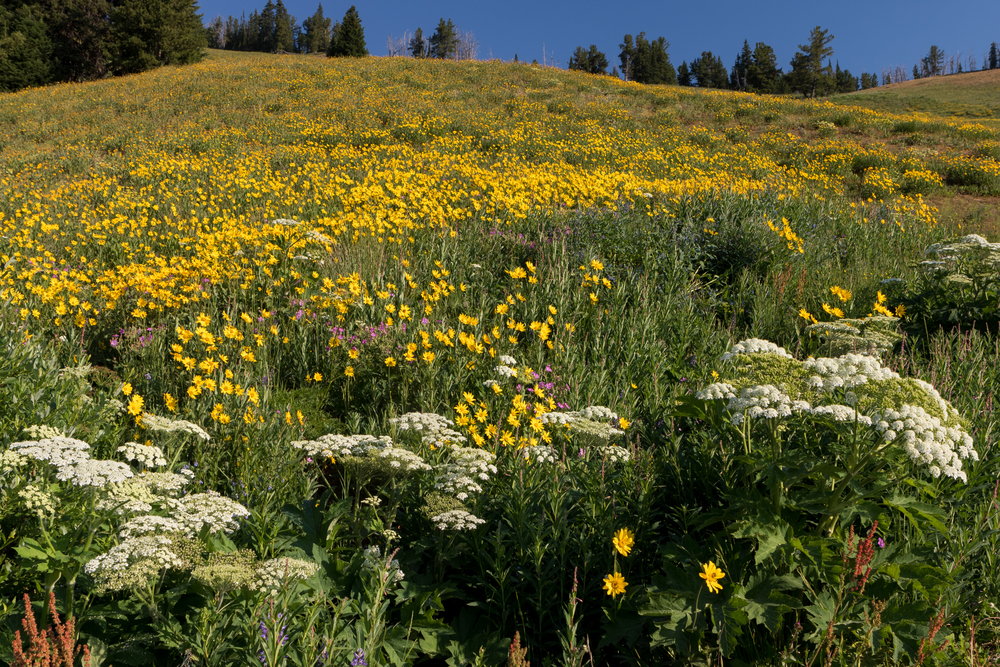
[599,609,647,649]
[743,573,803,632]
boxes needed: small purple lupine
[351,649,368,667]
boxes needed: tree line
[205,3,368,57]
[0,0,205,92]
[569,27,879,96]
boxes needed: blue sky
[197,0,1000,80]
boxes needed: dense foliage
[0,0,205,92]
[0,52,999,666]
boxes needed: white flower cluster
[251,557,319,597]
[577,406,619,421]
[431,510,487,531]
[22,425,64,440]
[118,442,167,468]
[57,459,134,488]
[11,437,92,468]
[538,411,574,426]
[18,484,58,519]
[493,365,517,378]
[911,378,952,418]
[97,479,160,515]
[810,405,872,426]
[434,445,497,501]
[721,338,794,362]
[804,354,899,392]
[924,234,1000,269]
[139,470,196,494]
[596,444,632,463]
[390,412,467,448]
[118,515,191,539]
[0,449,26,476]
[97,471,195,515]
[362,546,404,585]
[84,534,185,590]
[873,404,978,481]
[696,383,737,400]
[376,446,433,472]
[292,434,393,460]
[483,379,499,388]
[166,491,251,535]
[538,407,624,440]
[521,445,557,464]
[140,413,211,441]
[726,385,811,426]
[13,435,136,488]
[498,355,518,366]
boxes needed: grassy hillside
[832,67,1000,124]
[1,50,999,667]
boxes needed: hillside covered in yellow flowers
[1,49,998,332]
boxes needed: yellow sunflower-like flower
[699,561,726,594]
[603,572,627,597]
[613,528,635,557]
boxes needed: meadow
[1,50,1000,666]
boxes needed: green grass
[831,68,1000,125]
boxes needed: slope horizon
[196,0,1000,83]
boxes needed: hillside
[831,67,1000,123]
[2,49,1000,667]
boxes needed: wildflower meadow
[1,51,999,666]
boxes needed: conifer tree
[111,0,205,74]
[690,50,727,88]
[989,42,997,70]
[729,40,752,90]
[301,4,331,54]
[327,5,366,57]
[788,26,834,97]
[569,44,607,74]
[273,0,294,52]
[429,18,457,59]
[922,45,944,76]
[0,3,54,91]
[677,61,691,86]
[618,34,635,81]
[747,42,782,93]
[408,27,427,58]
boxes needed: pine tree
[788,26,834,98]
[747,42,782,94]
[301,4,331,54]
[408,27,427,58]
[429,18,456,59]
[912,64,920,80]
[569,44,607,74]
[989,42,998,70]
[618,34,635,81]
[110,0,205,75]
[922,45,944,76]
[620,33,673,84]
[48,0,112,82]
[273,0,294,52]
[677,61,691,86]
[729,39,752,91]
[205,15,224,48]
[327,5,366,57]
[690,51,727,88]
[0,3,53,91]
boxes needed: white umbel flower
[431,510,486,530]
[721,338,793,361]
[166,491,250,534]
